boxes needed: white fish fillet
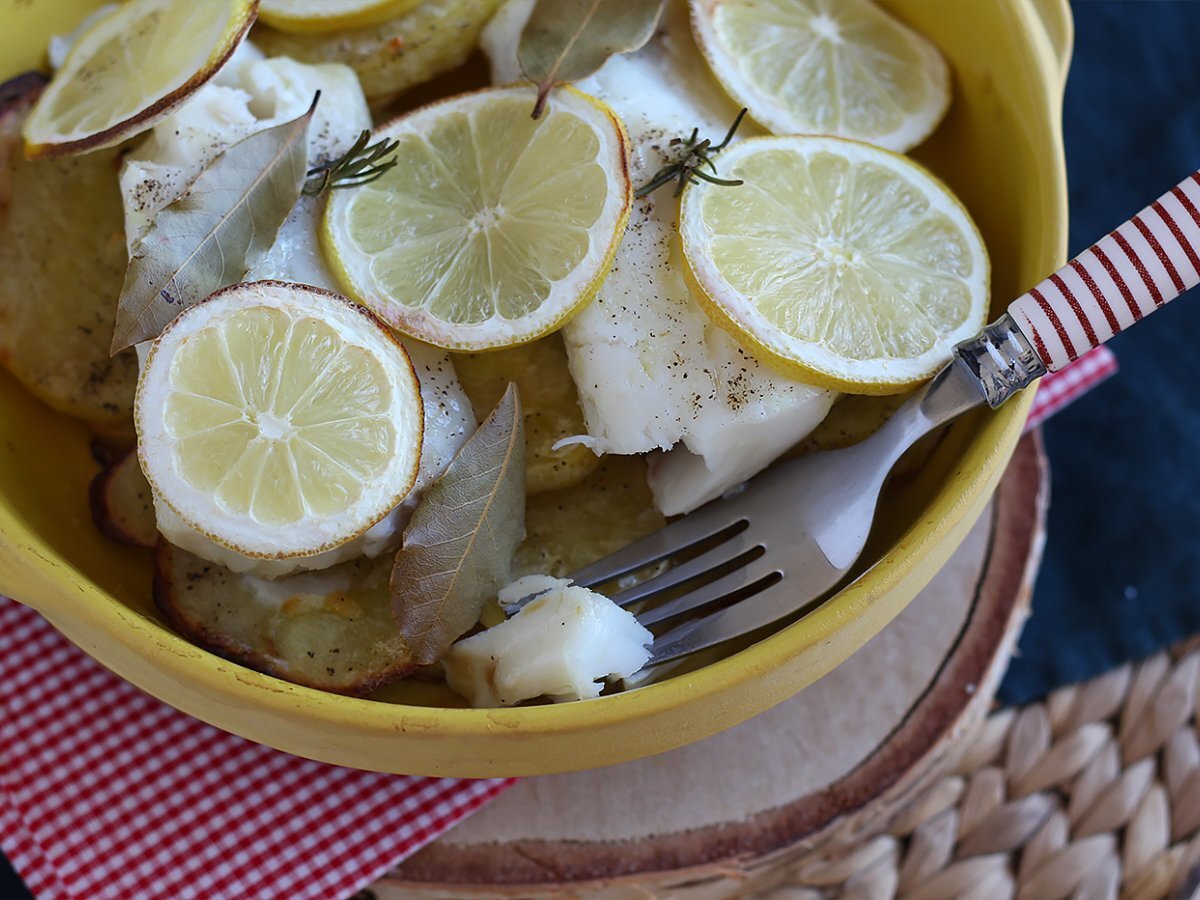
[483,1,834,515]
[122,48,475,576]
[443,575,652,707]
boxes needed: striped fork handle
[1009,171,1200,371]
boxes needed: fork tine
[570,507,750,588]
[608,531,759,608]
[633,556,780,627]
[648,578,810,667]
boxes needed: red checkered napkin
[1024,346,1118,432]
[0,350,1114,900]
[0,601,514,900]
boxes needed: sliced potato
[259,0,424,34]
[89,419,137,456]
[253,0,503,101]
[90,435,127,469]
[455,334,599,495]
[515,455,665,580]
[90,452,156,549]
[155,543,415,695]
[0,73,137,428]
[791,391,937,479]
[794,392,912,456]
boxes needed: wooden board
[374,434,1048,898]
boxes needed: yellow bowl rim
[0,0,1071,766]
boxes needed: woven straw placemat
[744,638,1200,900]
[371,638,1200,900]
[371,437,1198,900]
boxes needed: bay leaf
[518,0,667,118]
[392,383,526,666]
[110,95,316,353]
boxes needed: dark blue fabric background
[998,0,1200,704]
[2,2,1198,896]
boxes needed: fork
[566,168,1200,668]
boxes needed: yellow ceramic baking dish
[0,0,1070,777]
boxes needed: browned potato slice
[253,0,503,102]
[89,452,156,549]
[455,334,600,495]
[793,390,938,478]
[89,419,137,458]
[0,73,137,428]
[155,543,414,695]
[515,455,665,579]
[794,392,912,456]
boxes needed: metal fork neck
[953,313,1047,408]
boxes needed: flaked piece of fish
[443,575,652,707]
[483,1,834,515]
[122,50,475,576]
[119,42,367,250]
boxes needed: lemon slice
[22,0,257,158]
[136,281,424,560]
[323,85,632,351]
[680,136,988,393]
[259,0,422,34]
[690,0,949,152]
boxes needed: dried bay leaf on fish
[518,0,667,117]
[111,97,315,351]
[392,384,526,666]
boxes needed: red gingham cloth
[1024,346,1118,432]
[0,350,1114,900]
[0,603,514,900]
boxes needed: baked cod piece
[444,575,652,707]
[121,45,475,576]
[482,1,834,516]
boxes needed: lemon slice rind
[680,135,989,394]
[323,84,633,352]
[23,0,257,159]
[136,280,424,560]
[258,0,422,34]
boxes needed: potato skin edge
[152,542,418,697]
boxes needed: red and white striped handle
[1009,171,1200,371]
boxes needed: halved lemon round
[690,0,949,152]
[323,85,632,351]
[258,0,422,34]
[680,136,989,393]
[23,0,257,158]
[136,281,424,560]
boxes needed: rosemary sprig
[303,130,400,196]
[634,108,748,199]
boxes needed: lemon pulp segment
[691,0,949,152]
[24,0,256,156]
[165,309,399,524]
[324,86,632,350]
[681,137,988,392]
